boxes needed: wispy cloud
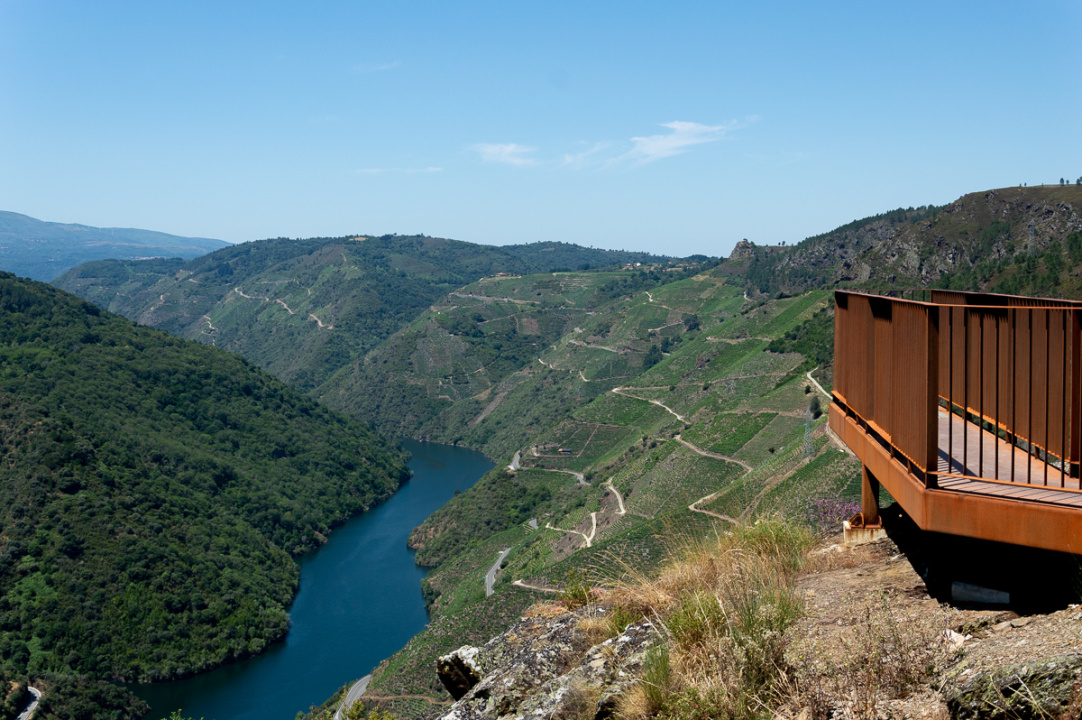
[471,143,537,167]
[470,119,754,171]
[621,120,741,165]
[559,142,610,170]
[354,167,443,175]
[351,60,401,73]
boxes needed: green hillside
[316,266,705,455]
[337,270,862,713]
[0,274,408,714]
[0,211,227,282]
[54,236,676,390]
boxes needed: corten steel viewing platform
[829,289,1082,554]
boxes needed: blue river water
[134,439,493,720]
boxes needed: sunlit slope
[740,185,1082,297]
[316,268,706,456]
[357,277,861,711]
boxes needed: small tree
[643,344,663,369]
[809,395,822,419]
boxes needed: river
[134,439,493,720]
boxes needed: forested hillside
[0,274,408,714]
[54,236,673,390]
[41,184,1082,719]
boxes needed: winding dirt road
[611,387,687,423]
[674,435,752,471]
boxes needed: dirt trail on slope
[611,387,687,423]
[674,435,752,470]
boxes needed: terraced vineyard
[350,271,863,714]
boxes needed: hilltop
[0,211,227,281]
[738,184,1082,297]
[0,274,408,717]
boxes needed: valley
[1,183,1080,719]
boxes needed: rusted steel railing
[834,290,1082,489]
[834,292,940,485]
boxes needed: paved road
[485,548,512,597]
[16,687,41,720]
[333,675,371,720]
[558,469,589,486]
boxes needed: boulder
[435,607,657,720]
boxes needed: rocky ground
[425,529,1082,720]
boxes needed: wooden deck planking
[935,410,1082,507]
[938,476,1082,508]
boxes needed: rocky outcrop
[729,239,755,261]
[943,655,1082,720]
[769,185,1082,293]
[435,606,656,720]
[437,646,483,700]
[939,604,1082,719]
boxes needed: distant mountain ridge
[0,211,228,281]
[54,235,679,390]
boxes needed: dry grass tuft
[576,614,613,646]
[522,602,569,620]
[605,517,816,720]
[552,680,602,720]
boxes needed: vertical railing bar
[995,312,1000,481]
[1004,307,1012,482]
[1063,310,1068,488]
[1028,310,1033,486]
[949,307,954,473]
[1072,309,1082,481]
[927,303,939,488]
[964,308,969,477]
[1045,309,1050,487]
[979,312,984,479]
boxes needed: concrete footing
[843,519,887,547]
[951,581,1010,605]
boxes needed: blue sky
[1,1,1079,257]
